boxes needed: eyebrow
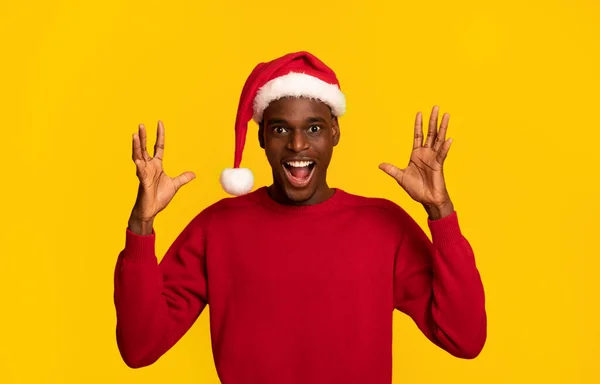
[265,118,288,126]
[305,117,327,124]
[265,116,327,126]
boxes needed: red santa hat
[220,51,346,196]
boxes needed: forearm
[395,211,487,359]
[114,234,172,368]
[114,229,207,368]
[426,213,486,358]
[428,241,486,358]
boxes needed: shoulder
[201,188,263,216]
[185,188,264,229]
[337,189,411,218]
[335,188,421,231]
[335,189,423,238]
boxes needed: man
[114,51,486,384]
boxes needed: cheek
[317,135,335,152]
[323,146,334,163]
[264,142,282,167]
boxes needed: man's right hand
[128,121,196,235]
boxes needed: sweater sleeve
[113,210,211,368]
[393,209,487,359]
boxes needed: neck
[267,183,335,206]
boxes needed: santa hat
[219,51,346,196]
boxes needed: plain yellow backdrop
[1,0,599,383]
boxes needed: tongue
[289,166,310,179]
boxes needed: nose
[286,130,309,153]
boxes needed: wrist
[128,214,155,236]
[424,200,454,220]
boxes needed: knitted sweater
[114,187,486,383]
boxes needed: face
[259,97,340,205]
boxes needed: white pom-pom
[220,168,254,196]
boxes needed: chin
[273,163,321,205]
[283,185,318,204]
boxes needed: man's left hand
[379,105,455,220]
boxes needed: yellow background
[1,0,598,383]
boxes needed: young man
[114,51,486,383]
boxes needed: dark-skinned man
[114,51,486,384]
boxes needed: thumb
[173,171,196,191]
[379,163,405,184]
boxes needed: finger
[378,163,405,184]
[413,112,423,149]
[139,124,151,161]
[173,171,196,191]
[423,105,439,148]
[432,113,450,152]
[154,120,165,160]
[436,138,453,164]
[134,159,147,180]
[132,133,143,161]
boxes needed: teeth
[286,161,314,167]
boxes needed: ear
[258,122,265,149]
[332,116,340,146]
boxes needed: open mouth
[283,160,316,188]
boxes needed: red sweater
[114,187,486,383]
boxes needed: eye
[273,126,288,134]
[308,125,322,133]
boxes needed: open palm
[131,121,196,221]
[379,106,453,207]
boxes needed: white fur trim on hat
[220,167,254,196]
[252,72,346,122]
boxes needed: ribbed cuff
[123,228,157,263]
[427,211,463,249]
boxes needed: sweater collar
[254,186,345,214]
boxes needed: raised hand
[379,106,455,220]
[129,121,196,234]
